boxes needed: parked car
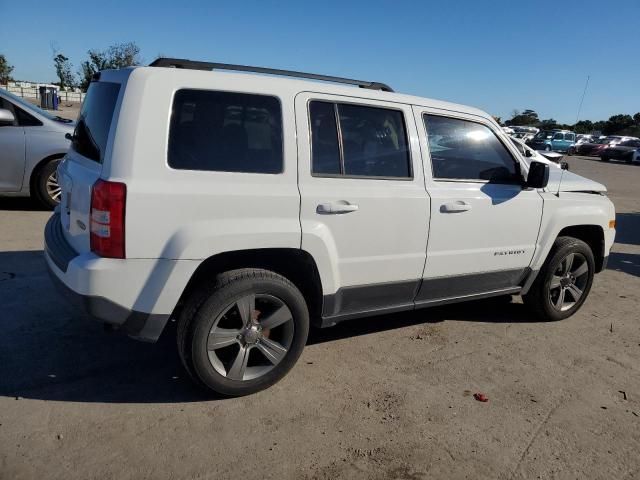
[45,58,616,396]
[600,139,640,163]
[0,88,74,207]
[575,134,596,145]
[570,138,610,156]
[605,135,639,147]
[509,137,562,168]
[528,130,576,152]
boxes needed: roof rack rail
[148,57,394,92]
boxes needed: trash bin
[39,86,47,109]
[52,90,59,110]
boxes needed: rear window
[71,82,120,163]
[168,89,283,173]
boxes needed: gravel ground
[0,156,638,480]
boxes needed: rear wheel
[523,237,594,321]
[600,156,609,162]
[567,146,575,155]
[177,268,309,396]
[33,158,62,209]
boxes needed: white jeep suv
[45,58,616,396]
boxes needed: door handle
[440,201,472,213]
[316,201,359,214]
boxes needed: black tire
[567,147,575,156]
[177,268,309,396]
[33,158,62,209]
[600,156,609,162]
[523,236,595,321]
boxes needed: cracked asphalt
[0,156,639,479]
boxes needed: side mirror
[0,108,16,125]
[525,149,534,157]
[526,161,550,189]
[65,132,73,141]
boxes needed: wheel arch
[175,248,324,326]
[557,225,606,272]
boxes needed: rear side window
[309,100,411,178]
[169,90,283,173]
[424,115,519,183]
[71,82,120,163]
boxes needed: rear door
[0,97,26,191]
[59,80,122,253]
[295,93,430,319]
[414,109,542,303]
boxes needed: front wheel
[567,147,575,155]
[523,237,595,321]
[177,269,309,396]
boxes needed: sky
[1,0,638,124]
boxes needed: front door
[295,93,430,320]
[0,98,26,191]
[414,108,543,303]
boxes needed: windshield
[71,82,120,163]
[0,87,71,123]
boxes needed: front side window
[553,133,564,140]
[169,90,283,173]
[309,100,411,178]
[424,115,519,183]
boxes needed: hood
[546,169,606,193]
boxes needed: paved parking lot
[1,156,638,480]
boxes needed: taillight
[90,179,126,258]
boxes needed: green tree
[78,42,141,91]
[633,112,640,125]
[602,114,634,135]
[573,120,594,134]
[0,54,14,84]
[505,109,539,126]
[53,53,75,90]
[539,118,559,130]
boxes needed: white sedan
[510,136,563,169]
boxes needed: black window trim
[422,112,524,186]
[307,98,414,181]
[166,87,285,175]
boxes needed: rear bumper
[44,214,172,342]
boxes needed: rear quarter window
[168,89,283,174]
[71,82,120,163]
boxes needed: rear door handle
[317,201,359,214]
[441,201,472,213]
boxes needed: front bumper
[44,214,171,342]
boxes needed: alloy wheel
[46,170,62,204]
[206,294,294,381]
[548,252,590,312]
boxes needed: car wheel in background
[600,156,609,162]
[567,147,575,155]
[545,145,552,152]
[34,158,62,209]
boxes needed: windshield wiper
[54,116,73,123]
